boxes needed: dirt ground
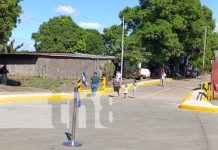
[0,85,51,93]
[0,78,149,93]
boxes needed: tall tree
[103,24,151,64]
[0,0,22,52]
[32,16,86,52]
[103,25,125,56]
[119,0,218,68]
[85,29,105,55]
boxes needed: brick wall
[0,55,112,79]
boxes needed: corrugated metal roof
[0,52,116,60]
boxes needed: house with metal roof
[0,53,115,79]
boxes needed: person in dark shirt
[90,72,100,97]
[113,75,121,96]
[0,63,9,85]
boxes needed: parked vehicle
[136,68,151,80]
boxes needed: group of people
[90,71,137,98]
[112,74,137,98]
[0,63,9,85]
[90,69,167,98]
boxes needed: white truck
[136,68,151,80]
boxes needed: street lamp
[120,16,125,80]
[201,26,207,89]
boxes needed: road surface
[1,78,218,150]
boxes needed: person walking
[113,75,121,96]
[124,84,128,98]
[0,63,9,85]
[90,72,100,98]
[132,79,137,97]
[116,71,122,81]
[160,69,166,87]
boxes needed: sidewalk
[0,78,172,103]
[179,89,218,112]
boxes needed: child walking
[124,84,128,98]
[133,80,137,97]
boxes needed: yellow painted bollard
[203,82,208,90]
[203,82,208,93]
[208,83,212,100]
[77,78,82,92]
[102,77,107,90]
[203,82,209,100]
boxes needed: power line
[51,0,65,5]
[20,14,44,23]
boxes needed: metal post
[121,16,125,80]
[201,26,207,89]
[63,87,82,147]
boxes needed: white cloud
[215,23,218,33]
[79,22,105,30]
[55,5,78,16]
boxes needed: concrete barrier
[179,90,218,112]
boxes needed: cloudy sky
[11,0,218,51]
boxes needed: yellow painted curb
[0,93,74,103]
[0,78,173,103]
[179,90,218,112]
[179,104,218,112]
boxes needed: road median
[179,90,218,112]
[0,78,172,103]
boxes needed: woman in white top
[160,69,166,87]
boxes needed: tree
[32,16,86,52]
[119,0,218,69]
[103,24,151,65]
[124,35,151,65]
[85,29,105,55]
[6,39,23,53]
[0,0,22,52]
[32,16,106,55]
[100,62,115,81]
[103,25,125,56]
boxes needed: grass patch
[8,76,76,91]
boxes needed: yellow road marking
[112,83,185,105]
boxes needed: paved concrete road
[1,78,218,150]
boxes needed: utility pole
[121,16,125,80]
[201,26,207,89]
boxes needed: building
[0,53,115,79]
[211,50,218,86]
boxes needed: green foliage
[103,24,149,65]
[118,0,218,68]
[5,39,23,53]
[32,16,86,52]
[100,62,115,81]
[17,50,29,53]
[0,0,22,52]
[84,29,105,55]
[32,16,105,54]
[103,25,124,56]
[124,35,151,65]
